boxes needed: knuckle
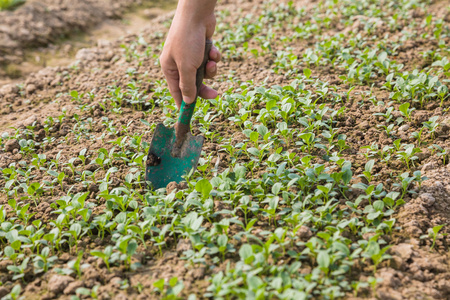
[165,69,179,78]
[179,64,196,74]
[179,83,194,94]
[160,53,168,65]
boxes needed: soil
[146,152,161,166]
[0,0,137,62]
[0,0,177,85]
[377,164,450,299]
[0,0,449,299]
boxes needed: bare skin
[160,0,220,109]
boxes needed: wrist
[175,0,217,31]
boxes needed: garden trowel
[146,40,212,189]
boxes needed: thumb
[179,65,197,104]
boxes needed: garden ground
[0,0,449,299]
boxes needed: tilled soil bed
[0,0,449,299]
[0,0,155,66]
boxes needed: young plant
[362,240,391,273]
[396,144,421,170]
[90,246,113,272]
[422,224,446,250]
[33,247,58,274]
[7,257,30,282]
[359,159,376,183]
[67,251,90,278]
[399,102,415,122]
[423,116,439,140]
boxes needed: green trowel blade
[146,123,204,189]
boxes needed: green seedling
[382,191,403,209]
[429,144,447,164]
[65,223,85,253]
[411,127,425,146]
[378,124,395,136]
[393,172,415,201]
[112,235,139,270]
[7,257,29,282]
[91,246,113,272]
[4,284,21,300]
[70,90,84,104]
[362,240,391,273]
[33,247,58,274]
[26,182,44,206]
[153,277,184,299]
[151,224,170,256]
[399,102,415,122]
[68,251,90,278]
[437,85,449,107]
[262,196,279,226]
[374,106,394,122]
[412,170,428,189]
[359,159,376,183]
[421,224,446,250]
[396,144,421,170]
[0,0,25,10]
[423,116,439,140]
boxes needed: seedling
[423,116,439,140]
[399,102,415,122]
[68,251,90,278]
[396,144,421,169]
[362,240,391,273]
[429,144,448,164]
[33,247,58,274]
[7,257,29,282]
[91,246,113,272]
[421,224,446,250]
[359,159,376,183]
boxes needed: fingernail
[183,96,192,103]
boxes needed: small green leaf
[169,276,178,287]
[433,224,445,235]
[195,179,212,199]
[303,68,312,79]
[239,244,253,261]
[317,251,330,270]
[153,278,165,291]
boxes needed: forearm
[175,0,217,21]
[174,0,217,34]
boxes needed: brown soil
[0,0,449,299]
[146,152,160,166]
[0,0,138,62]
[0,0,177,85]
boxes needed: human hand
[160,0,220,109]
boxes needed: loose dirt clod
[47,275,74,294]
[166,181,178,194]
[146,152,161,166]
[4,139,19,152]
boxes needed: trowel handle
[178,40,213,125]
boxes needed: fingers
[161,54,183,109]
[161,44,221,108]
[209,45,221,63]
[205,61,217,79]
[166,74,183,109]
[198,83,218,100]
[179,65,197,104]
